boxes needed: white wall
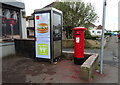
[90,29,96,36]
[28,20,34,27]
[90,29,102,36]
[20,9,27,39]
[27,19,34,37]
[0,43,15,58]
[95,30,102,36]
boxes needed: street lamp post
[100,0,107,74]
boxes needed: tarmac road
[86,36,118,67]
[102,36,118,66]
[63,36,119,67]
[92,36,119,83]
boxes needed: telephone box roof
[34,7,62,14]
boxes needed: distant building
[88,23,97,30]
[26,16,34,38]
[89,25,107,36]
[26,2,57,38]
[106,30,112,33]
[43,2,56,8]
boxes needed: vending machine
[34,7,62,62]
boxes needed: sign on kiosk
[35,13,50,37]
[35,12,51,59]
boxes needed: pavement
[63,36,119,83]
[2,36,119,83]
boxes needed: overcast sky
[24,0,119,31]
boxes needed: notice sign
[38,44,48,55]
[76,37,80,43]
[35,40,51,59]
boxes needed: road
[63,36,118,67]
[93,36,119,83]
[103,36,118,66]
[84,36,118,67]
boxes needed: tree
[54,1,98,38]
[85,28,92,39]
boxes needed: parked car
[117,33,120,39]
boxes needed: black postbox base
[74,57,86,65]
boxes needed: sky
[23,0,119,31]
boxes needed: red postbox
[73,27,86,65]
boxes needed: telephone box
[73,27,86,65]
[34,7,62,62]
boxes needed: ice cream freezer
[34,7,62,62]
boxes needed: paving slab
[2,55,118,83]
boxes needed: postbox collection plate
[76,37,80,43]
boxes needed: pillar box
[73,27,86,65]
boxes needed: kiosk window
[53,12,62,40]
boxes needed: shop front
[0,1,27,57]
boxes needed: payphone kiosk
[34,7,62,62]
